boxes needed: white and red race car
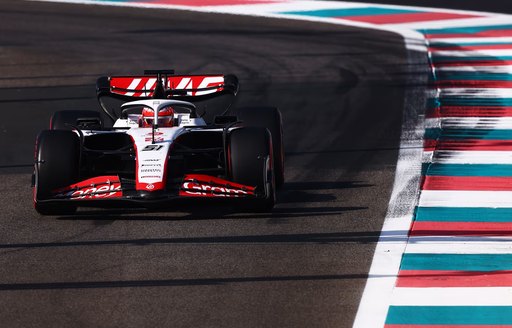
[33,70,284,215]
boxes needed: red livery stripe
[341,12,481,24]
[410,221,512,236]
[179,174,256,198]
[136,181,165,192]
[53,176,123,199]
[109,75,225,98]
[397,270,512,287]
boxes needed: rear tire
[34,130,80,215]
[237,106,284,188]
[51,110,103,130]
[229,127,275,212]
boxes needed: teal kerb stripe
[437,72,512,81]
[386,306,512,325]
[424,128,440,140]
[400,253,512,271]
[425,128,512,140]
[416,207,512,222]
[280,7,419,18]
[440,97,512,106]
[422,24,512,35]
[426,97,439,109]
[423,164,512,177]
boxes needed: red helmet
[140,106,174,127]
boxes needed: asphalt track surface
[0,1,410,327]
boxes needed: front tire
[34,130,80,215]
[237,106,284,188]
[229,127,275,211]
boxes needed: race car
[33,70,284,215]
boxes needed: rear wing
[96,70,239,122]
[97,72,238,100]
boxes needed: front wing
[37,174,260,208]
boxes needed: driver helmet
[140,106,174,127]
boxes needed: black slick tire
[237,106,284,188]
[229,127,275,211]
[34,130,80,215]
